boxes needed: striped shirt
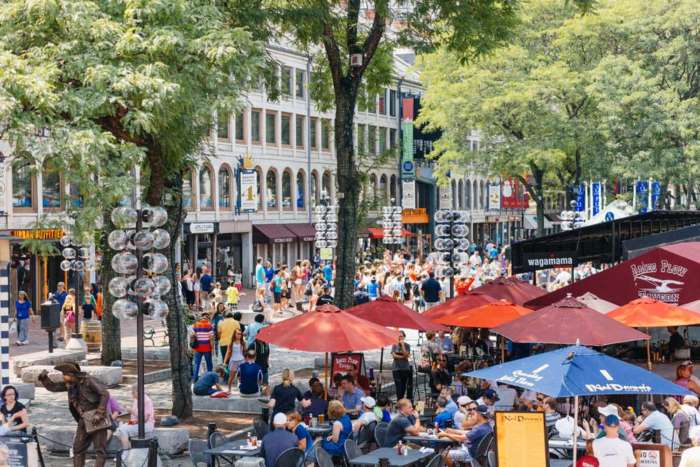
[193,319,213,352]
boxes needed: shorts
[447,447,472,463]
[273,292,282,304]
[228,358,244,375]
[425,301,439,310]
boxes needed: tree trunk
[100,209,122,365]
[143,146,193,419]
[333,87,361,309]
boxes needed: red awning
[253,224,295,244]
[526,242,700,309]
[285,223,316,242]
[366,227,413,239]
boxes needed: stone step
[38,425,189,456]
[13,349,86,378]
[121,367,172,385]
[21,365,122,387]
[193,394,266,414]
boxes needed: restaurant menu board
[331,352,365,377]
[495,412,548,467]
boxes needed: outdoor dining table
[548,437,586,451]
[403,434,457,450]
[349,447,435,466]
[549,459,573,467]
[204,439,262,466]
[307,423,333,438]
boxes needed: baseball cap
[484,389,500,401]
[475,405,491,417]
[597,404,618,418]
[457,396,472,406]
[604,414,620,427]
[273,413,288,425]
[361,396,376,408]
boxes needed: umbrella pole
[573,395,580,466]
[378,347,384,395]
[500,336,505,363]
[324,352,329,400]
[647,329,652,371]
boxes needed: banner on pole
[636,180,649,214]
[401,180,416,209]
[592,182,602,216]
[240,169,258,213]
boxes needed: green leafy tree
[0,0,266,418]
[418,0,604,234]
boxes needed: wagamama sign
[631,259,688,304]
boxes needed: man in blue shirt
[254,257,266,303]
[366,277,379,300]
[15,291,33,345]
[238,350,263,395]
[434,397,454,429]
[261,413,298,467]
[339,375,365,416]
[443,406,493,466]
[193,366,226,396]
[322,261,333,285]
[420,272,443,309]
[199,266,213,310]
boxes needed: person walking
[38,363,110,467]
[61,289,77,346]
[14,291,33,346]
[53,282,68,341]
[199,266,214,312]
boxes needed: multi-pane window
[378,90,386,115]
[235,113,244,142]
[357,125,366,155]
[12,162,34,209]
[367,95,377,113]
[281,66,293,96]
[42,163,62,209]
[295,69,305,98]
[310,118,318,149]
[265,112,276,144]
[389,129,397,149]
[217,112,230,139]
[251,110,261,143]
[321,119,331,150]
[368,125,377,155]
[378,128,386,153]
[389,90,397,117]
[296,115,305,148]
[219,169,232,208]
[281,114,291,145]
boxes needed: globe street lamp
[60,234,92,351]
[108,205,171,463]
[434,209,469,298]
[313,194,338,260]
[382,199,403,253]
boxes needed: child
[375,395,392,423]
[226,282,240,310]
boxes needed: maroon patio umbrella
[492,296,650,346]
[423,292,499,320]
[470,276,546,305]
[347,296,448,332]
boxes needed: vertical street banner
[636,180,649,214]
[401,98,415,179]
[501,178,516,208]
[651,181,661,210]
[239,173,257,213]
[402,180,416,209]
[592,181,601,216]
[576,184,585,212]
[488,183,501,211]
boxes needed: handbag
[83,409,111,434]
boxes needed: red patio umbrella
[257,304,399,395]
[434,300,533,329]
[347,296,448,332]
[492,296,650,346]
[423,292,498,320]
[471,276,546,305]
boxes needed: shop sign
[401,180,416,209]
[402,208,429,224]
[401,98,415,180]
[523,252,577,270]
[240,169,258,213]
[331,352,365,376]
[630,259,688,304]
[187,223,216,234]
[319,247,333,260]
[11,229,63,240]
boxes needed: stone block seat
[13,349,86,378]
[21,365,122,387]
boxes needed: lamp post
[382,198,403,255]
[108,206,171,464]
[59,233,91,351]
[560,200,583,231]
[313,194,338,261]
[434,209,469,298]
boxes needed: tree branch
[321,22,343,94]
[354,7,386,78]
[346,0,361,53]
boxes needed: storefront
[285,223,316,262]
[253,224,296,266]
[183,221,219,272]
[216,221,252,283]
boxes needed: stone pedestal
[13,349,86,378]
[21,365,122,386]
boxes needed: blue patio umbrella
[466,344,689,397]
[467,345,689,464]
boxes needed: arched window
[465,179,471,209]
[379,175,388,204]
[458,180,464,209]
[42,161,62,209]
[390,175,397,200]
[218,165,232,208]
[12,161,35,210]
[369,174,378,203]
[480,180,485,209]
[199,165,214,209]
[282,169,292,210]
[322,171,331,200]
[266,169,278,209]
[310,171,318,206]
[472,180,478,209]
[183,171,194,209]
[451,180,457,209]
[296,170,306,210]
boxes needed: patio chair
[374,422,390,447]
[426,453,443,467]
[188,439,209,467]
[344,438,363,461]
[356,422,375,452]
[470,432,494,467]
[315,444,334,467]
[209,431,227,449]
[275,447,305,467]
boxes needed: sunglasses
[467,407,477,412]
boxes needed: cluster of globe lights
[60,236,94,272]
[107,206,171,321]
[313,203,338,249]
[382,205,404,245]
[433,209,470,278]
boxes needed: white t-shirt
[682,405,700,427]
[642,410,675,447]
[453,410,466,428]
[679,446,700,467]
[592,437,636,467]
[358,411,377,426]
